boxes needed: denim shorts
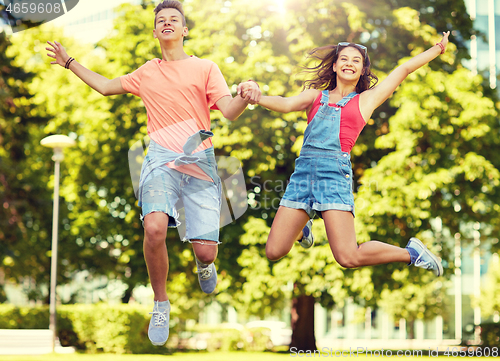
[280,150,355,218]
[140,165,221,243]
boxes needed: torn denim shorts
[141,165,221,243]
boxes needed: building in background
[466,0,499,88]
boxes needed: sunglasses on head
[336,42,368,58]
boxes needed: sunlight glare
[275,0,286,14]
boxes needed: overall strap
[319,90,330,105]
[336,91,358,107]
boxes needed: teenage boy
[46,0,260,346]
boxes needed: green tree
[0,28,54,302]
[5,26,130,302]
[357,65,500,333]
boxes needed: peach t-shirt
[120,56,231,181]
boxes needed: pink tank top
[307,92,366,153]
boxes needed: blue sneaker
[298,219,314,249]
[196,259,217,294]
[406,237,443,276]
[148,300,170,346]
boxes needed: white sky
[1,0,143,43]
[51,0,142,44]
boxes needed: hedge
[0,304,273,354]
[480,322,500,348]
[0,304,169,354]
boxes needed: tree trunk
[407,319,415,340]
[290,294,316,351]
[121,284,133,303]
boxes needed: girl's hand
[438,31,450,51]
[46,41,70,67]
[237,80,261,104]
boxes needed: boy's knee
[145,224,165,241]
[196,253,216,265]
[194,241,217,264]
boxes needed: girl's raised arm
[360,31,450,118]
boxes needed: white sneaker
[298,219,314,249]
[196,259,217,294]
[148,300,170,346]
[406,237,443,276]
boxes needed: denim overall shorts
[280,90,357,218]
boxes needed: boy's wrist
[65,57,75,69]
[247,79,259,89]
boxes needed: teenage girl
[244,32,450,275]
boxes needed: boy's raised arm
[46,41,127,96]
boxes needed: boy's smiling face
[153,8,188,41]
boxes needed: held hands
[46,41,70,67]
[237,80,261,104]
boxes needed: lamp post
[40,134,76,352]
[473,222,481,345]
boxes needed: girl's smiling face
[333,46,365,81]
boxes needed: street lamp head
[40,134,76,149]
[41,134,76,162]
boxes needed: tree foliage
[0,28,53,302]
[477,253,500,319]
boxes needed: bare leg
[192,240,218,264]
[192,240,219,294]
[266,206,310,261]
[323,210,411,268]
[143,212,170,302]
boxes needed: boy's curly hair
[154,0,186,27]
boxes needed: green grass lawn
[0,351,490,361]
[0,352,288,361]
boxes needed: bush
[480,322,500,348]
[0,304,273,353]
[183,324,273,352]
[0,304,171,354]
[0,304,50,329]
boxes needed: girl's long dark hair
[302,44,378,93]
